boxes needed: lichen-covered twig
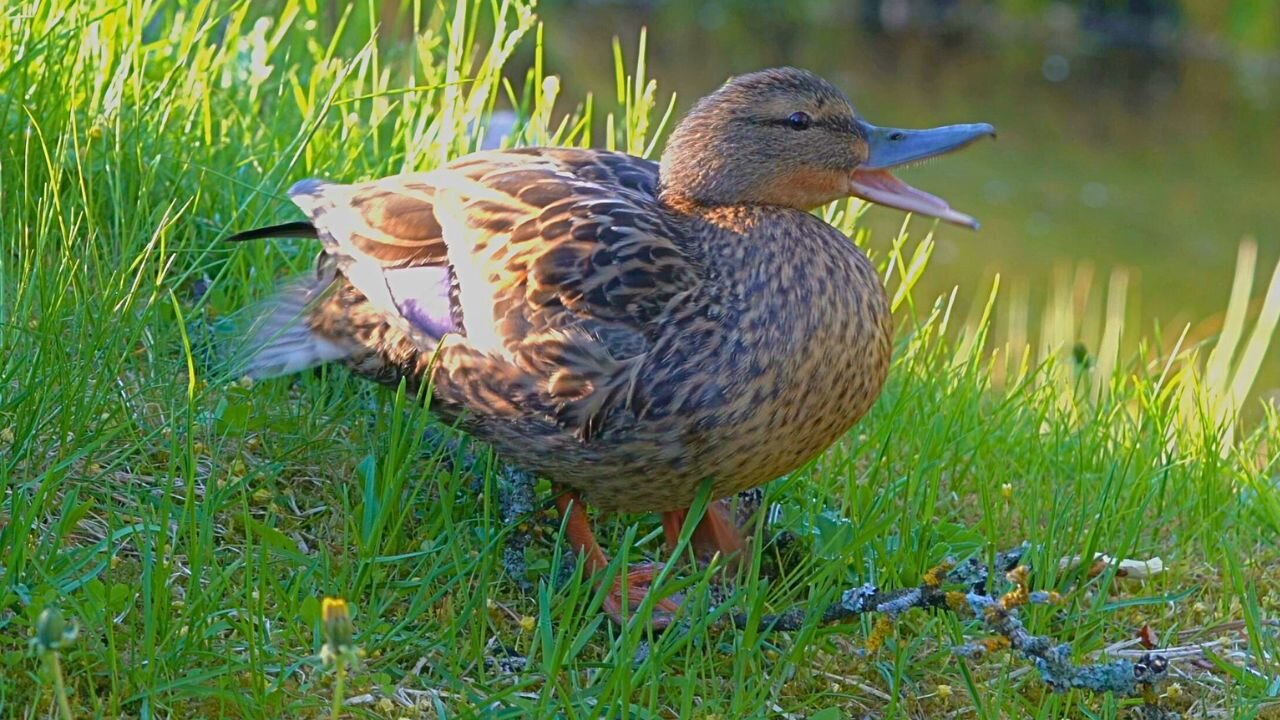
[954,580,1169,696]
[421,426,481,479]
[731,544,1028,633]
[729,547,1171,702]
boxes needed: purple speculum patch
[384,265,457,338]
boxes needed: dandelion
[935,684,953,701]
[30,608,77,720]
[319,597,358,720]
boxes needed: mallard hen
[228,67,994,624]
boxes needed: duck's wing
[233,148,701,438]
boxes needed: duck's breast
[616,208,893,504]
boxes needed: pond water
[535,2,1280,391]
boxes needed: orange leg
[556,490,682,626]
[661,498,745,566]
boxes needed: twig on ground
[727,547,1172,704]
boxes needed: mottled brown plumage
[229,67,993,623]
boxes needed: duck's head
[659,67,995,228]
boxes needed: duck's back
[235,147,889,511]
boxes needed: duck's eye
[786,111,812,131]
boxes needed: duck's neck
[657,178,759,210]
[667,198,809,238]
[659,178,849,212]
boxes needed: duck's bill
[849,121,996,230]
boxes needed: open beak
[849,121,996,229]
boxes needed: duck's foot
[601,562,683,629]
[556,490,684,628]
[661,499,746,568]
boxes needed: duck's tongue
[850,168,980,229]
[849,121,996,229]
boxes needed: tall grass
[1,1,1278,718]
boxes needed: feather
[229,275,350,378]
[384,265,458,337]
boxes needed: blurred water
[534,1,1280,387]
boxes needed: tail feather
[226,221,317,243]
[224,219,348,378]
[229,275,351,378]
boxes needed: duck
[227,67,994,625]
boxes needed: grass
[2,0,1279,717]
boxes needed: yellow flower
[319,597,358,667]
[519,615,536,632]
[322,598,353,646]
[1000,483,1013,500]
[936,684,953,701]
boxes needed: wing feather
[288,148,701,438]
